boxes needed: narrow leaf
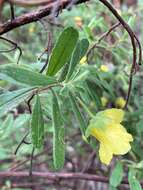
[69,91,86,135]
[0,87,35,116]
[0,65,57,86]
[52,91,65,170]
[31,95,44,149]
[47,27,79,76]
[0,114,14,139]
[109,186,117,190]
[66,39,89,80]
[86,79,101,107]
[58,63,70,82]
[109,161,123,187]
[128,168,142,190]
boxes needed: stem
[0,171,143,186]
[77,97,95,118]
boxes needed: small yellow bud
[74,16,83,27]
[100,65,109,72]
[79,56,87,65]
[28,25,35,33]
[101,97,108,107]
[115,97,126,109]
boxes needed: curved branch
[0,0,88,35]
[99,0,142,108]
[0,36,22,64]
[8,0,54,7]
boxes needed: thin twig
[40,53,50,73]
[9,1,15,21]
[133,32,142,65]
[14,93,35,157]
[14,132,29,155]
[27,93,35,114]
[39,32,52,73]
[8,0,55,7]
[98,0,141,108]
[87,22,121,61]
[23,140,31,145]
[10,150,49,171]
[0,36,22,64]
[29,147,35,176]
[81,151,96,173]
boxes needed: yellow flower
[85,109,133,165]
[28,25,36,33]
[100,65,109,72]
[74,16,83,27]
[80,56,87,65]
[101,97,108,107]
[115,97,126,108]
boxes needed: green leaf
[52,91,65,170]
[14,114,30,129]
[46,27,79,76]
[109,186,117,190]
[83,26,93,40]
[109,161,123,187]
[69,91,86,135]
[66,39,89,80]
[0,87,35,116]
[0,65,57,86]
[0,114,14,139]
[97,73,115,98]
[58,63,70,82]
[31,95,44,149]
[128,168,142,190]
[86,79,101,107]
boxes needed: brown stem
[9,1,15,21]
[87,22,121,61]
[0,0,88,35]
[0,171,142,186]
[98,0,141,108]
[8,0,55,7]
[29,147,35,176]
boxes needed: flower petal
[105,124,133,155]
[85,117,107,138]
[99,108,124,123]
[99,143,113,165]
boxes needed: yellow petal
[105,124,133,155]
[90,126,106,142]
[98,108,124,123]
[80,56,87,65]
[99,143,113,165]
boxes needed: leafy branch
[0,0,88,35]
